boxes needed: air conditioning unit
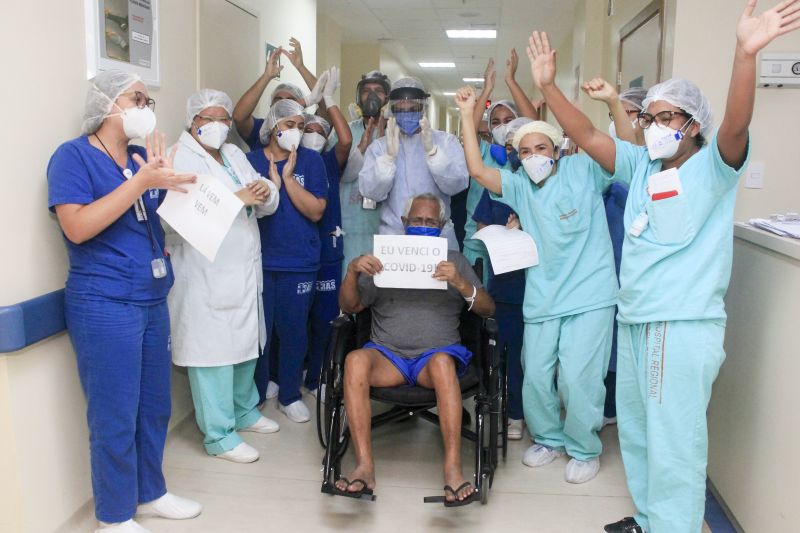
[759,52,800,88]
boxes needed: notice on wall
[472,224,539,274]
[373,234,448,290]
[157,174,244,262]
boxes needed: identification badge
[151,258,167,279]
[362,197,377,210]
[647,168,683,200]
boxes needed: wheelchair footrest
[321,481,377,501]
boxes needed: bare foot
[335,463,376,493]
[443,465,475,503]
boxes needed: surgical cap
[185,89,233,128]
[271,82,304,103]
[642,78,713,137]
[504,117,534,143]
[391,77,426,93]
[81,69,141,135]
[488,99,518,123]
[303,113,331,137]
[619,87,649,111]
[512,120,564,151]
[259,99,306,145]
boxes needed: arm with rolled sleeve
[426,132,468,196]
[358,138,395,202]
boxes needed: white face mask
[276,127,302,151]
[644,119,693,161]
[196,121,229,149]
[114,105,156,139]
[492,124,507,145]
[521,154,555,184]
[608,120,639,139]
[301,132,327,153]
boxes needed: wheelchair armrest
[478,317,500,370]
[483,317,498,337]
[329,314,356,365]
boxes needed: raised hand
[283,37,304,69]
[737,0,800,56]
[483,58,497,91]
[282,146,298,181]
[581,77,618,103]
[419,116,436,155]
[266,152,282,190]
[265,47,283,79]
[526,31,557,90]
[305,69,329,107]
[131,131,195,192]
[385,117,400,158]
[322,66,340,108]
[433,261,465,289]
[358,117,377,153]
[505,48,519,83]
[455,86,477,111]
[350,254,383,276]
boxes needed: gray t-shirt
[357,250,482,358]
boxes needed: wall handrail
[0,289,66,353]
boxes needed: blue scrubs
[47,136,173,523]
[472,189,525,420]
[305,148,344,391]
[247,147,328,406]
[492,155,618,460]
[603,182,629,419]
[611,134,749,532]
[245,117,266,151]
[463,140,510,283]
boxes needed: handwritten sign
[373,234,448,290]
[157,174,244,262]
[472,224,539,274]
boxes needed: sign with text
[157,174,244,262]
[373,234,448,290]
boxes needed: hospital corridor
[1,1,799,532]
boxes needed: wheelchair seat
[369,364,481,406]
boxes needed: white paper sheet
[471,224,539,275]
[156,174,244,262]
[373,234,448,290]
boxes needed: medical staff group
[45,2,800,532]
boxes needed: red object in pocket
[652,190,679,201]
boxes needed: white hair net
[303,113,331,137]
[619,87,649,111]
[81,69,141,135]
[512,120,563,151]
[259,99,306,145]
[271,82,304,103]
[504,117,534,143]
[488,99,518,123]
[642,78,713,138]
[185,89,233,128]
[391,77,426,92]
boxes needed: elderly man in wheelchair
[329,193,496,506]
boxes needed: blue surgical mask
[508,148,522,171]
[394,111,423,135]
[405,225,442,237]
[489,143,508,166]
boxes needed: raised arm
[281,148,327,221]
[582,77,637,144]
[527,31,617,173]
[505,48,540,120]
[233,47,283,139]
[472,59,496,130]
[456,86,503,195]
[719,0,800,168]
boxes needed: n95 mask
[521,154,555,184]
[196,121,229,149]
[644,118,693,161]
[276,127,302,151]
[301,132,327,153]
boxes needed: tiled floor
[70,393,713,532]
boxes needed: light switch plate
[745,161,765,189]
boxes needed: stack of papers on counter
[748,218,800,239]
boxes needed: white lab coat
[167,131,278,367]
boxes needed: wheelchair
[316,286,509,505]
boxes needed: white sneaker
[265,381,279,399]
[279,400,311,423]
[565,457,600,484]
[602,416,617,428]
[215,441,259,463]
[522,443,565,467]
[507,418,524,440]
[240,415,280,434]
[136,492,202,520]
[96,519,151,533]
[308,384,326,404]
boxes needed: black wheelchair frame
[316,302,509,504]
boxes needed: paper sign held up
[157,174,244,262]
[472,224,539,275]
[373,234,448,290]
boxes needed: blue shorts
[363,341,472,386]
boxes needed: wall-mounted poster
[84,0,160,86]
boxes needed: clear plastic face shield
[388,86,429,135]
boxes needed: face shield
[388,86,429,135]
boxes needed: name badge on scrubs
[151,258,167,279]
[647,168,683,201]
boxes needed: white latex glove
[322,66,340,108]
[304,70,328,107]
[386,116,400,159]
[419,116,436,156]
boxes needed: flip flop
[423,482,478,507]
[322,477,376,501]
